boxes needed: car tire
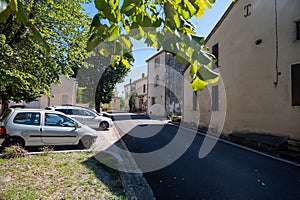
[99,121,109,130]
[4,137,25,148]
[78,136,93,149]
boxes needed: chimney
[142,73,145,78]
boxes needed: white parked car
[0,108,98,149]
[46,106,113,130]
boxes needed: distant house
[48,75,77,106]
[134,73,147,112]
[146,50,186,117]
[108,97,121,111]
[9,75,77,109]
[183,0,300,140]
[124,73,147,112]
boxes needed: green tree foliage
[0,0,224,114]
[0,0,91,113]
[76,47,131,112]
[88,0,220,92]
[95,64,130,112]
[129,91,136,112]
[120,97,125,109]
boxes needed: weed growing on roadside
[39,146,54,156]
[1,145,27,159]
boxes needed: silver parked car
[46,106,113,130]
[0,109,98,149]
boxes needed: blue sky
[81,0,232,97]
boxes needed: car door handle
[40,128,44,132]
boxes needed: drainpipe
[273,0,280,86]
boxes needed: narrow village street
[110,112,300,200]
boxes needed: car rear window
[0,109,12,121]
[13,112,40,126]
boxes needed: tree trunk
[95,98,101,113]
[1,98,9,115]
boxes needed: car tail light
[0,126,6,134]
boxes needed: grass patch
[0,151,126,200]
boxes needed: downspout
[273,0,280,86]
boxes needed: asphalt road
[112,113,300,200]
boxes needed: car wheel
[78,136,93,149]
[99,121,109,130]
[4,137,25,148]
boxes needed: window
[154,75,159,87]
[296,21,300,41]
[55,109,72,115]
[81,109,96,116]
[1,109,12,121]
[45,113,76,127]
[212,43,219,69]
[292,64,300,106]
[154,57,160,68]
[151,97,156,105]
[13,112,40,126]
[62,95,69,105]
[143,84,146,93]
[212,85,219,111]
[193,91,198,111]
[71,109,95,116]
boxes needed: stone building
[183,0,300,140]
[146,50,186,117]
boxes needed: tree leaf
[87,33,101,51]
[111,0,119,10]
[0,6,12,23]
[9,0,16,11]
[90,14,100,33]
[191,35,204,45]
[173,12,181,28]
[15,0,28,24]
[121,59,131,69]
[108,25,120,41]
[29,25,50,52]
[190,62,198,77]
[183,0,196,15]
[121,35,132,49]
[190,76,207,91]
[197,65,220,84]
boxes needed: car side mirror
[75,123,81,129]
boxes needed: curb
[106,126,156,200]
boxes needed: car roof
[10,108,69,114]
[48,105,88,109]
[47,106,99,113]
[11,108,45,112]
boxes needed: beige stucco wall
[135,77,147,97]
[9,76,76,109]
[183,69,226,132]
[134,76,147,110]
[124,83,131,111]
[147,51,167,117]
[109,97,121,110]
[184,0,300,140]
[49,75,77,106]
